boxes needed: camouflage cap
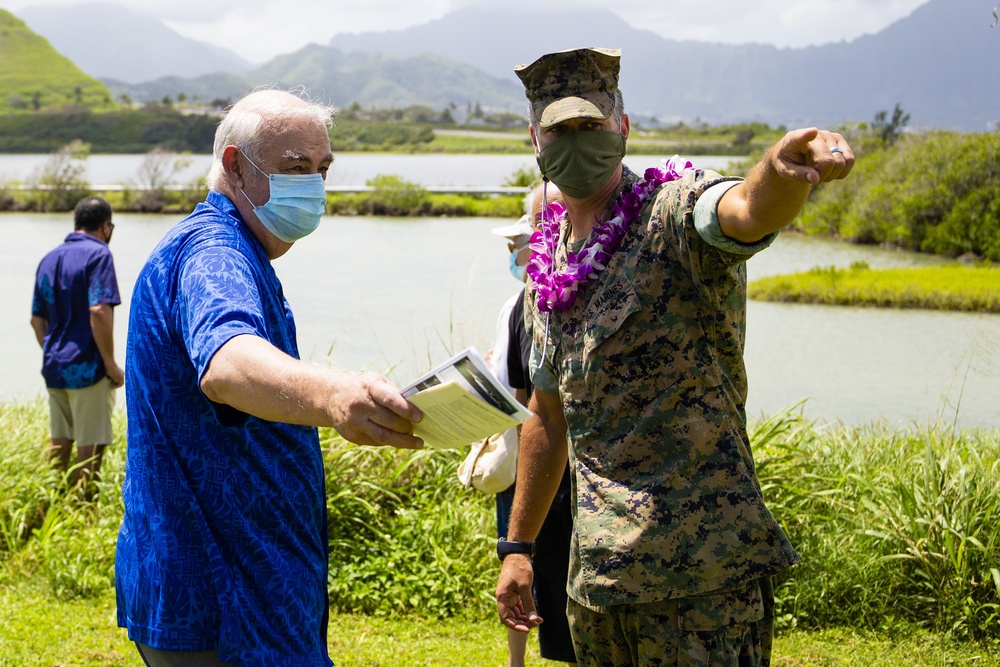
[514,47,620,129]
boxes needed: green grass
[754,413,1000,643]
[772,627,1000,666]
[1,400,998,664]
[0,9,117,114]
[421,131,772,156]
[749,263,1000,312]
[426,132,533,154]
[0,584,996,666]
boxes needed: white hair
[522,188,536,217]
[206,88,337,191]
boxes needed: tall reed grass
[1,399,997,645]
[755,407,1000,642]
[0,401,125,598]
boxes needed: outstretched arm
[200,334,423,449]
[718,127,855,244]
[496,387,569,633]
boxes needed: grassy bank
[1,400,997,664]
[0,182,527,218]
[1,584,997,667]
[749,263,1000,313]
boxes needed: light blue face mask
[509,247,527,282]
[239,152,327,243]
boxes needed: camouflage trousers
[566,577,774,667]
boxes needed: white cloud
[619,0,930,48]
[5,0,933,62]
[163,1,455,62]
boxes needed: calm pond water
[4,153,997,428]
[5,208,998,430]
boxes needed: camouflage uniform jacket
[527,165,800,609]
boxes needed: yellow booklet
[401,347,532,449]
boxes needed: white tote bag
[457,426,518,494]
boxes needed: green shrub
[0,402,125,597]
[503,165,540,189]
[361,174,431,215]
[28,140,91,212]
[756,408,1000,643]
[322,440,496,618]
[0,402,57,557]
[799,132,1000,260]
[1,398,997,645]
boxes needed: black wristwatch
[497,538,534,561]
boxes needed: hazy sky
[6,0,934,64]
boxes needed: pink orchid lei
[526,156,694,313]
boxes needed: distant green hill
[0,9,116,114]
[107,45,525,114]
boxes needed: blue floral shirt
[115,191,332,667]
[32,233,120,389]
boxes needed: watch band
[497,538,534,561]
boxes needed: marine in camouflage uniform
[496,47,854,667]
[529,164,796,666]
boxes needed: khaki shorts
[47,379,116,446]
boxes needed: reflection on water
[3,211,997,429]
[745,300,997,428]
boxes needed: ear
[620,114,630,140]
[529,125,540,154]
[222,145,245,188]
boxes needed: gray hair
[522,188,536,217]
[528,89,625,134]
[525,181,562,222]
[206,88,337,190]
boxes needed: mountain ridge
[0,8,116,114]
[9,1,1000,130]
[17,2,252,84]
[326,2,999,130]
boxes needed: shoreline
[749,263,1000,314]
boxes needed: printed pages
[401,346,532,449]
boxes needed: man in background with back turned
[31,195,123,500]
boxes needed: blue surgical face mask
[239,152,327,243]
[509,247,527,282]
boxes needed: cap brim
[538,96,611,128]
[492,215,533,238]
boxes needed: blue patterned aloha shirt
[115,191,332,667]
[32,233,120,389]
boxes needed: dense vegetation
[0,9,116,115]
[794,130,1000,262]
[325,173,529,217]
[1,400,997,664]
[2,99,998,269]
[0,146,528,216]
[0,99,781,155]
[0,104,219,153]
[749,263,1000,312]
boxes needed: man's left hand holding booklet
[401,346,532,450]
